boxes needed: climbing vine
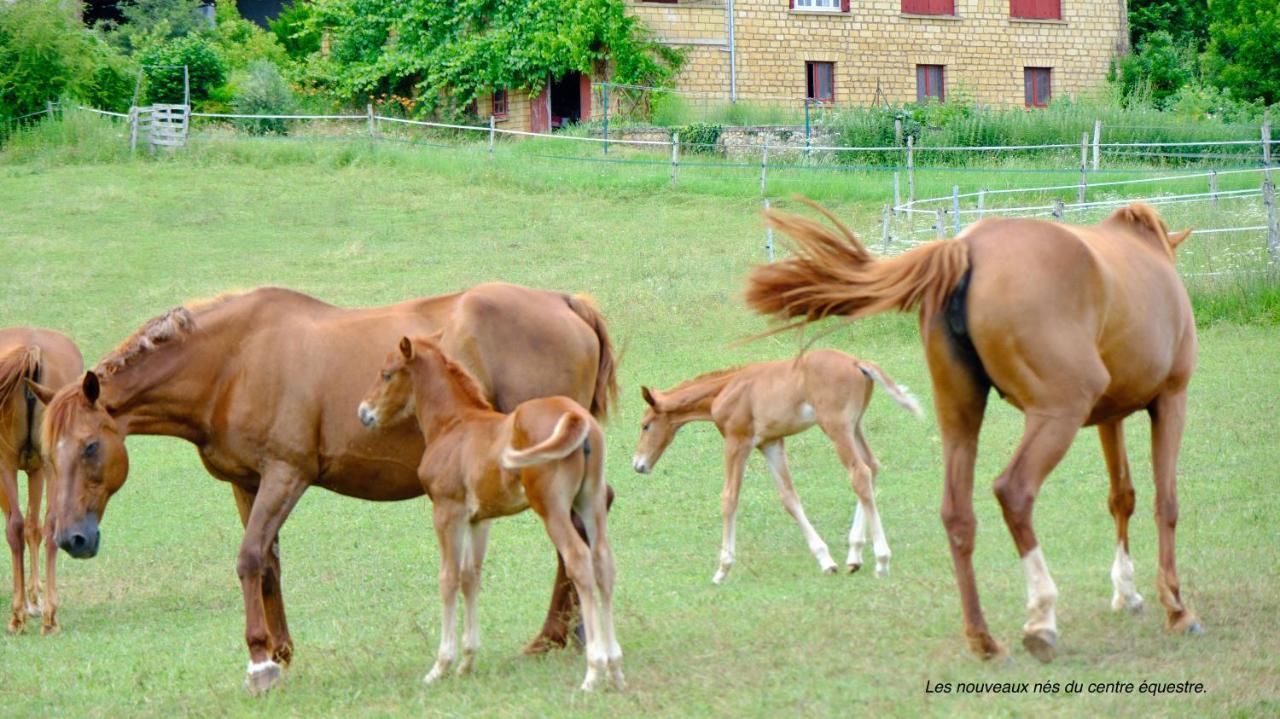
[299,0,683,115]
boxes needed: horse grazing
[746,200,1199,662]
[632,350,921,584]
[0,328,82,634]
[358,337,623,691]
[30,283,617,693]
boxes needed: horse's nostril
[71,533,86,549]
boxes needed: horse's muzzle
[632,456,651,474]
[358,403,378,429]
[57,513,100,559]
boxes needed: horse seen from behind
[358,337,623,691]
[746,200,1200,663]
[632,350,921,584]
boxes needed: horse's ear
[82,371,100,405]
[1169,228,1192,248]
[23,378,56,406]
[641,386,657,408]
[399,336,414,360]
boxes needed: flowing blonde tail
[501,410,592,469]
[856,360,923,418]
[745,198,970,332]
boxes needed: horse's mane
[40,384,91,457]
[655,365,743,412]
[95,292,239,376]
[415,339,494,412]
[668,365,743,393]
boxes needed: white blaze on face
[1021,546,1058,636]
[1110,543,1144,612]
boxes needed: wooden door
[530,86,550,134]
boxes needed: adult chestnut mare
[746,201,1200,663]
[31,283,617,693]
[0,328,82,634]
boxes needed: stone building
[627,0,1129,107]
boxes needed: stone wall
[625,0,1124,107]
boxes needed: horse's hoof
[7,616,24,634]
[875,564,890,578]
[847,562,862,574]
[271,643,294,668]
[40,622,58,636]
[1112,593,1144,614]
[1022,629,1057,664]
[1169,613,1203,635]
[244,660,282,696]
[821,563,838,575]
[968,633,1005,661]
[522,634,567,655]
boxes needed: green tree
[1119,30,1197,107]
[301,0,682,116]
[138,35,226,104]
[1205,0,1280,105]
[99,0,211,54]
[1127,0,1209,49]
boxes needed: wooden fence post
[1092,119,1102,171]
[907,135,915,203]
[894,118,903,147]
[892,171,901,217]
[935,208,945,239]
[1210,170,1219,206]
[366,103,375,138]
[881,204,891,254]
[951,185,961,236]
[764,198,775,261]
[671,132,680,187]
[1053,199,1065,221]
[760,137,769,196]
[977,188,986,219]
[1264,174,1278,264]
[1078,132,1088,204]
[489,115,495,157]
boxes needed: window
[1010,0,1061,19]
[806,62,835,104]
[1024,67,1051,108]
[792,0,848,12]
[902,0,956,15]
[492,89,508,118]
[917,65,945,102]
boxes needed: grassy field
[1,129,1278,718]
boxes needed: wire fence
[10,103,1279,280]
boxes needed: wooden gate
[131,103,189,152]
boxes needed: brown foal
[633,349,921,583]
[0,327,82,634]
[747,200,1200,662]
[358,337,623,691]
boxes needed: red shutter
[579,74,592,120]
[790,0,795,8]
[841,0,850,11]
[1012,0,1060,18]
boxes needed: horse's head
[1107,203,1192,259]
[632,386,680,474]
[27,371,128,559]
[358,336,417,430]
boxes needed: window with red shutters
[492,89,508,118]
[1024,68,1051,107]
[1010,0,1061,19]
[902,0,956,15]
[917,65,945,103]
[806,62,835,103]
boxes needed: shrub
[211,1,287,70]
[0,1,111,120]
[1118,31,1198,108]
[232,61,297,135]
[269,1,321,60]
[139,35,226,105]
[679,122,722,154]
[99,0,211,55]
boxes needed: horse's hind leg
[425,500,468,685]
[1099,421,1143,613]
[846,421,881,572]
[819,417,890,577]
[456,519,491,676]
[1,462,26,633]
[994,410,1089,664]
[760,440,837,574]
[576,454,624,690]
[1149,390,1200,635]
[24,468,44,617]
[537,499,605,691]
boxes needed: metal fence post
[1092,120,1102,171]
[760,137,769,196]
[1078,132,1088,204]
[671,132,680,187]
[907,135,915,203]
[881,204,891,254]
[952,185,961,236]
[602,82,610,155]
[764,198,775,261]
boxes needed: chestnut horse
[30,284,616,693]
[746,201,1199,663]
[358,337,622,691]
[0,328,82,634]
[632,350,921,583]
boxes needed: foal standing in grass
[632,350,921,584]
[358,337,623,692]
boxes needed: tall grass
[1187,271,1280,326]
[0,105,132,166]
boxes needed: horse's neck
[665,373,736,423]
[411,361,493,441]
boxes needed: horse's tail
[501,409,593,469]
[0,344,43,451]
[745,199,971,331]
[567,293,619,422]
[855,359,923,418]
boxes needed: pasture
[1,132,1278,718]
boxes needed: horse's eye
[642,423,650,432]
[382,371,392,381]
[83,440,100,459]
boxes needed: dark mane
[94,293,239,376]
[416,339,494,412]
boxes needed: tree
[1127,0,1209,50]
[1206,0,1280,105]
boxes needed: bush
[1119,31,1198,108]
[211,1,287,71]
[139,35,226,105]
[232,61,297,135]
[0,1,134,120]
[269,1,321,60]
[98,0,211,55]
[679,122,722,154]
[0,106,131,166]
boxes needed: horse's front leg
[1,462,27,633]
[237,465,309,695]
[1149,390,1200,635]
[713,437,752,585]
[233,486,293,666]
[759,440,837,574]
[425,500,468,685]
[456,519,491,676]
[24,468,44,618]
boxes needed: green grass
[0,124,1278,718]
